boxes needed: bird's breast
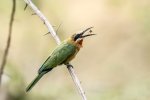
[64,48,79,64]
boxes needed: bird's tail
[26,71,46,92]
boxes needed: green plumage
[26,27,95,92]
[26,40,77,92]
[26,71,47,92]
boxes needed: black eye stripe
[74,34,80,41]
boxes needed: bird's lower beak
[81,34,96,38]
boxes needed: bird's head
[70,27,95,48]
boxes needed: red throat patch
[78,39,83,47]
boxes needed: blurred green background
[0,0,150,100]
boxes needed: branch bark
[23,0,87,100]
[0,0,16,85]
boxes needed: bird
[26,27,95,92]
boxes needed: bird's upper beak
[76,27,95,39]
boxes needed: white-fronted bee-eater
[26,27,95,92]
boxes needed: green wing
[38,42,76,74]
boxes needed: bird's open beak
[79,27,95,38]
[74,27,95,41]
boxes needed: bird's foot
[65,63,74,68]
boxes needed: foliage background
[0,0,150,100]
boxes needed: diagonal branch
[23,0,87,100]
[24,0,61,44]
[0,0,16,85]
[66,64,87,100]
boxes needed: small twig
[24,3,28,10]
[0,0,16,85]
[43,32,50,36]
[31,13,36,15]
[56,22,62,34]
[24,0,87,100]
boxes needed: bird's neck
[66,38,82,51]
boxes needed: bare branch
[24,0,61,45]
[0,0,16,85]
[66,64,87,100]
[23,0,87,100]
